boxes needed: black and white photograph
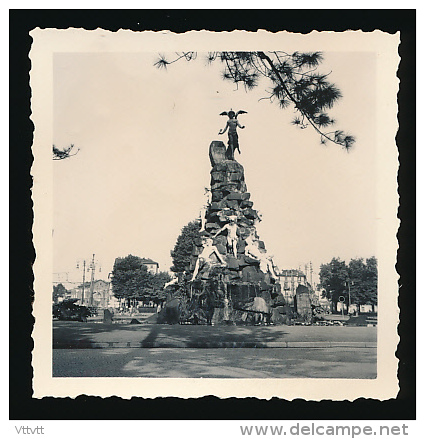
[29,28,400,400]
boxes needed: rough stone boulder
[186,140,283,324]
[209,141,227,167]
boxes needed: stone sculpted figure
[164,277,178,289]
[218,110,247,160]
[213,215,238,258]
[191,237,226,281]
[254,210,263,226]
[199,187,212,232]
[244,231,277,280]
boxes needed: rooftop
[278,269,306,277]
[140,258,159,265]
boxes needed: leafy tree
[347,257,378,307]
[363,256,378,306]
[155,51,354,149]
[53,144,79,160]
[347,257,366,305]
[148,271,173,305]
[110,255,154,307]
[320,256,378,312]
[52,283,69,303]
[170,220,201,274]
[319,257,349,312]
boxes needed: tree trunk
[332,298,338,314]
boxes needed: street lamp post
[76,259,87,305]
[88,254,96,307]
[347,280,351,311]
[346,278,355,315]
[86,254,101,307]
[77,255,101,306]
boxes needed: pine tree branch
[53,144,80,160]
[257,51,351,148]
[154,52,195,69]
[154,50,354,149]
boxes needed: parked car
[53,299,92,322]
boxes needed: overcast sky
[52,49,377,284]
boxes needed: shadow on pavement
[53,321,376,349]
[53,321,290,348]
[52,322,377,378]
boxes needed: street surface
[52,322,377,378]
[53,321,377,348]
[53,347,376,378]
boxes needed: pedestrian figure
[193,314,199,325]
[223,296,230,323]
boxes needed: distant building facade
[140,258,159,274]
[71,279,112,307]
[276,269,308,307]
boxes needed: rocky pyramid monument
[186,134,283,324]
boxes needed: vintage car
[53,299,92,322]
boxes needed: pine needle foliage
[53,144,80,160]
[155,51,355,150]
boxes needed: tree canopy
[148,270,173,304]
[170,220,201,274]
[319,257,349,312]
[52,283,69,303]
[348,257,378,306]
[111,255,172,306]
[319,256,377,312]
[111,255,153,303]
[155,51,354,150]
